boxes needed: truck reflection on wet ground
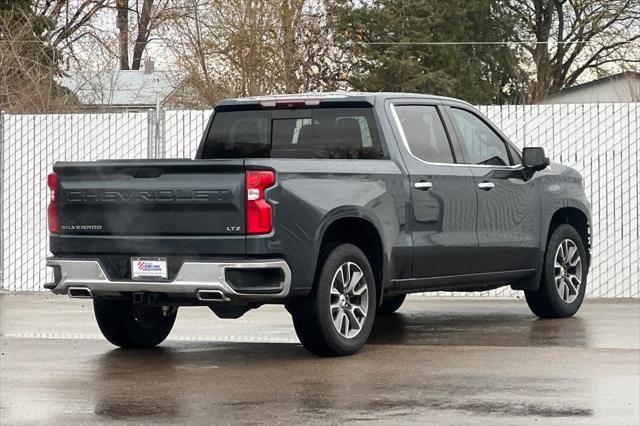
[1,296,638,425]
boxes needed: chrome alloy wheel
[330,262,369,339]
[554,239,583,303]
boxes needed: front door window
[449,108,511,166]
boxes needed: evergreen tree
[0,0,56,68]
[331,0,524,104]
[0,0,73,111]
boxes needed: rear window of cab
[200,107,386,159]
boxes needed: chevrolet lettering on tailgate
[65,189,232,203]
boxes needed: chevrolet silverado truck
[46,92,591,356]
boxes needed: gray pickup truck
[46,92,591,356]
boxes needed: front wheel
[525,224,588,318]
[291,243,376,356]
[94,298,177,349]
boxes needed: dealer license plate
[131,257,168,280]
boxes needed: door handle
[478,181,495,191]
[414,181,433,191]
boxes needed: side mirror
[522,147,549,171]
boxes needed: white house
[540,71,640,104]
[58,59,182,110]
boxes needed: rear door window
[394,105,456,164]
[201,108,385,159]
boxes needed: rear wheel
[291,243,376,356]
[94,298,176,349]
[377,294,406,315]
[525,224,588,318]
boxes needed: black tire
[291,243,376,356]
[525,224,588,318]
[94,298,176,349]
[377,294,406,315]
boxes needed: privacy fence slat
[1,105,638,296]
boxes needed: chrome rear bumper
[46,258,291,301]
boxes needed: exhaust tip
[67,287,93,299]
[197,290,228,302]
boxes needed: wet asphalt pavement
[1,294,638,425]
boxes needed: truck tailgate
[54,160,245,236]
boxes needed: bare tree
[163,0,284,103]
[280,0,305,92]
[294,1,353,92]
[163,0,352,107]
[34,0,112,66]
[35,0,170,71]
[507,0,640,101]
[131,0,154,69]
[117,0,170,70]
[116,0,129,68]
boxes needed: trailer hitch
[132,292,159,305]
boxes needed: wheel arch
[546,207,591,266]
[512,204,591,292]
[314,212,387,305]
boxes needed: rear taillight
[47,172,58,233]
[245,170,275,235]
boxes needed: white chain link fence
[1,104,638,296]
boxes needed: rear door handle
[414,181,433,191]
[478,181,495,191]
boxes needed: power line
[361,40,640,46]
[1,39,640,46]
